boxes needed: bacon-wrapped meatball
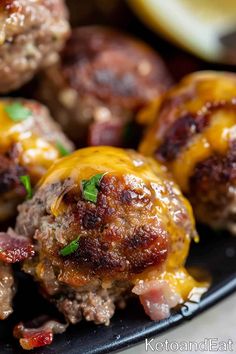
[0,0,70,93]
[0,98,74,222]
[15,146,206,326]
[140,71,236,233]
[38,26,171,147]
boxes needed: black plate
[0,227,235,354]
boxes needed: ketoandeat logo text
[145,338,234,352]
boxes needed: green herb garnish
[56,141,70,157]
[82,173,104,203]
[19,175,33,199]
[59,236,81,256]
[5,102,32,122]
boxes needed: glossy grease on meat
[140,71,236,233]
[38,26,171,146]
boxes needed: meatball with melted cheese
[0,98,74,222]
[0,98,73,320]
[38,26,171,147]
[15,146,206,325]
[0,0,70,93]
[140,71,236,233]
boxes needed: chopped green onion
[82,173,105,203]
[56,141,70,157]
[19,175,33,199]
[5,102,32,122]
[59,236,81,256]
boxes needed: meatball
[0,98,73,320]
[0,98,74,222]
[0,0,70,93]
[15,146,205,325]
[140,71,236,233]
[38,26,171,147]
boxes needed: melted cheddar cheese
[40,146,169,186]
[140,71,236,192]
[134,266,208,303]
[0,101,62,182]
[170,110,236,191]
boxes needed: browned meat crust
[17,175,169,282]
[0,0,70,93]
[190,142,236,231]
[156,101,236,162]
[60,27,170,108]
[16,179,136,325]
[38,26,171,145]
[69,174,169,276]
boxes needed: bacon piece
[13,316,67,350]
[18,330,53,351]
[0,229,34,263]
[132,280,181,321]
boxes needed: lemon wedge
[128,0,236,63]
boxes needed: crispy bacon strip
[132,280,181,321]
[0,229,34,263]
[13,316,68,350]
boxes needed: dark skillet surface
[0,1,236,353]
[0,227,235,354]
